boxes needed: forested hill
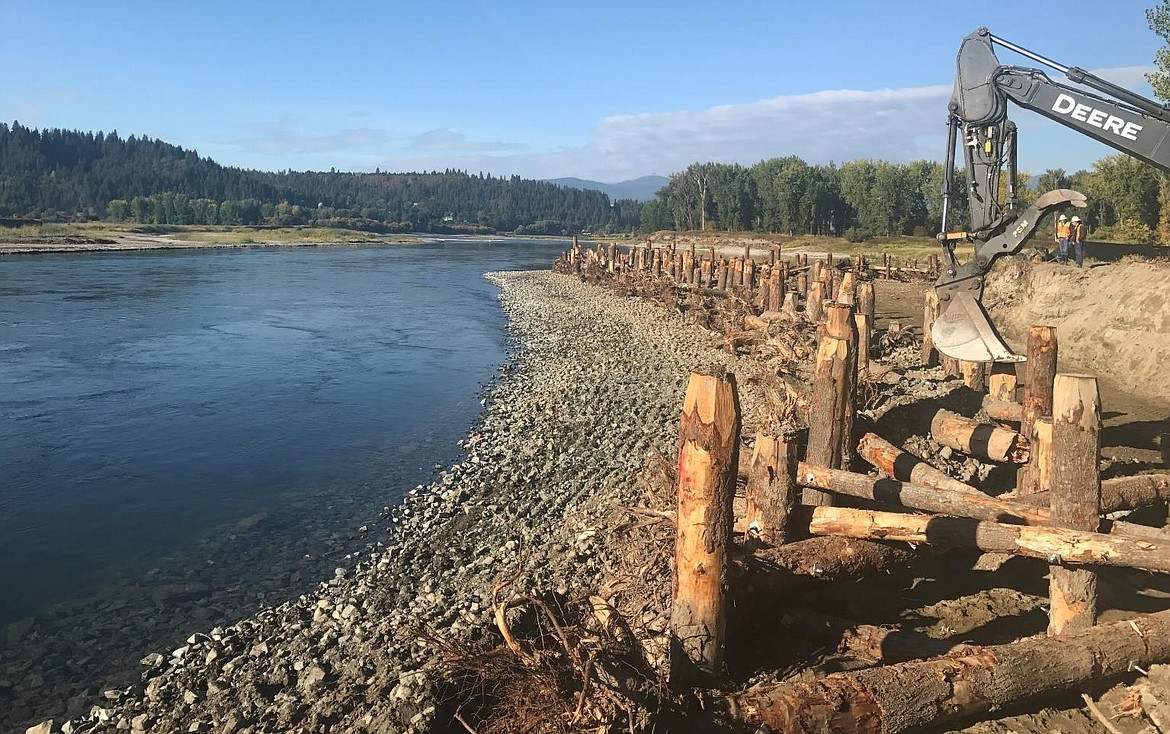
[0,122,643,234]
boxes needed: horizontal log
[931,409,1029,463]
[796,462,1048,525]
[736,534,917,584]
[1010,473,1170,513]
[727,606,1170,734]
[809,506,1170,573]
[982,396,1023,422]
[856,433,983,497]
[797,462,1169,541]
[780,608,963,664]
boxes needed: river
[0,238,563,727]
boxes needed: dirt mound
[985,257,1170,403]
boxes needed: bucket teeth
[932,291,1025,363]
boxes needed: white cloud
[412,128,526,153]
[224,117,390,156]
[381,85,953,181]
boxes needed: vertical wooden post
[810,259,823,283]
[803,304,857,505]
[671,372,740,687]
[744,257,755,291]
[743,431,798,546]
[959,362,986,392]
[807,280,825,323]
[989,363,1018,403]
[797,272,808,298]
[836,270,854,305]
[717,258,728,290]
[857,281,875,324]
[922,290,939,368]
[768,265,782,312]
[732,258,744,289]
[1033,417,1053,495]
[855,312,872,379]
[1018,326,1058,494]
[856,281,874,378]
[1048,375,1101,636]
[782,291,799,317]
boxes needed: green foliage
[1089,220,1156,244]
[1149,1,1170,100]
[0,122,623,234]
[843,226,873,243]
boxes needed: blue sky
[1,1,1163,182]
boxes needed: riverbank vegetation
[2,121,1168,245]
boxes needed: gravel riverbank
[37,270,768,734]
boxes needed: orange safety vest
[1070,222,1085,242]
[1056,220,1071,239]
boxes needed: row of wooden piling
[661,283,1170,730]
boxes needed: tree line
[0,122,642,235]
[637,156,1170,244]
[2,121,1167,243]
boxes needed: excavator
[932,27,1170,362]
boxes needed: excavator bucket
[931,290,1025,363]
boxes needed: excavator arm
[933,28,1170,363]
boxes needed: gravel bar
[39,270,766,734]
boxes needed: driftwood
[931,409,1029,463]
[808,506,1170,573]
[727,607,1170,734]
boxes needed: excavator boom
[934,28,1170,363]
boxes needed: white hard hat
[1071,216,1080,222]
[1058,214,1068,220]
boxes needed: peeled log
[727,607,1170,734]
[856,433,983,497]
[808,506,1170,574]
[1013,473,1170,513]
[797,460,1164,541]
[930,409,1029,463]
[797,462,1049,525]
[982,396,1023,423]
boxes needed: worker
[1069,215,1086,267]
[1054,214,1071,264]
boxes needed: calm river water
[0,240,562,626]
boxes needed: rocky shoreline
[27,270,768,734]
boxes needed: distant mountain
[545,175,668,202]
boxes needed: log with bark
[670,371,740,687]
[808,506,1170,573]
[796,462,1049,525]
[726,607,1170,734]
[931,408,1030,463]
[982,396,1023,423]
[779,608,963,664]
[856,432,984,497]
[1011,473,1170,513]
